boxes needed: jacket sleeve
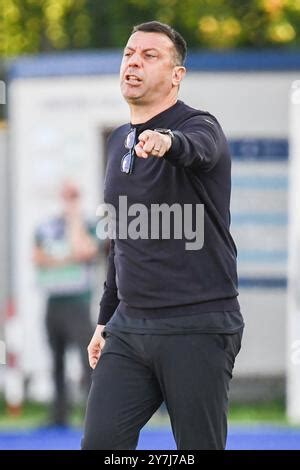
[164,114,226,171]
[97,239,119,325]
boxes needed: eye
[145,54,156,58]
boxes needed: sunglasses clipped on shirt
[121,127,137,174]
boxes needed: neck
[129,95,178,125]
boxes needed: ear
[172,66,186,87]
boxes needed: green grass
[0,398,288,430]
[148,400,288,428]
[229,400,287,425]
[0,399,86,429]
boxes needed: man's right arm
[97,239,120,325]
[88,239,119,368]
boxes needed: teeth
[127,75,140,81]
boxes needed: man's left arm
[135,115,225,172]
[165,115,224,171]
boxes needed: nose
[127,51,142,68]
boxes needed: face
[120,31,185,105]
[60,182,80,205]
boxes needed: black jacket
[98,100,238,325]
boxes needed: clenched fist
[135,130,172,159]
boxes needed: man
[82,21,244,450]
[33,181,99,426]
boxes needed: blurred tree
[0,0,92,55]
[1,0,300,57]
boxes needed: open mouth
[125,74,142,85]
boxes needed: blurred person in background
[33,181,99,426]
[82,21,244,449]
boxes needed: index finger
[138,130,154,143]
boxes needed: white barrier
[287,80,300,423]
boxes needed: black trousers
[82,328,243,450]
[46,297,93,424]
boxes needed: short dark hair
[131,21,187,66]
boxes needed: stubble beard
[121,84,146,105]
